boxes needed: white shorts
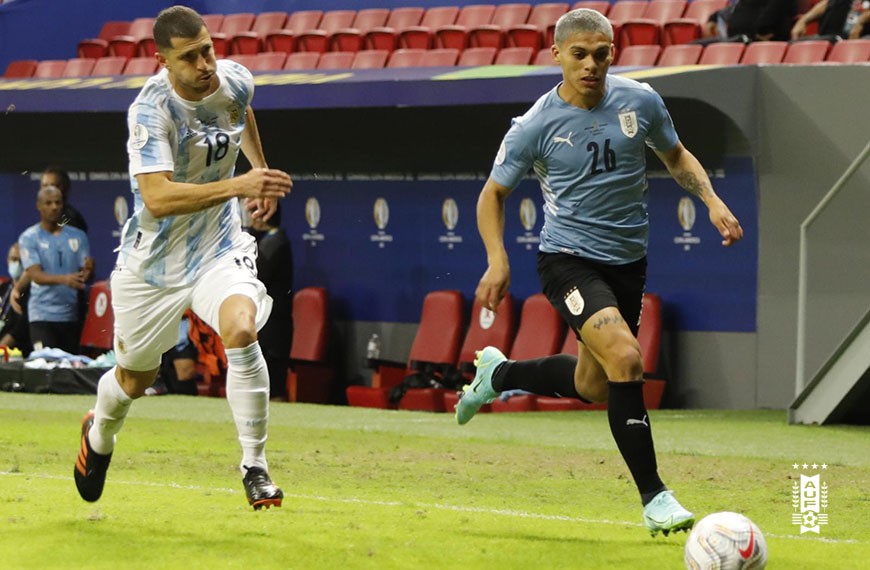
[110,255,273,372]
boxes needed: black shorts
[537,252,646,340]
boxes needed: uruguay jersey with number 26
[491,74,680,265]
[118,58,256,288]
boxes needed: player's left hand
[708,201,743,246]
[246,197,278,222]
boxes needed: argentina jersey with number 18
[491,74,680,265]
[118,58,256,288]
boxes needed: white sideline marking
[0,471,861,545]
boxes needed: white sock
[225,342,270,474]
[89,367,132,455]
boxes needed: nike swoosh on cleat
[738,526,755,559]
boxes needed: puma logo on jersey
[626,414,649,427]
[553,132,574,147]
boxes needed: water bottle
[366,333,381,366]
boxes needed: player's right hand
[65,271,86,290]
[475,262,510,313]
[240,168,293,199]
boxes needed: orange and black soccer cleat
[242,466,283,510]
[74,410,112,502]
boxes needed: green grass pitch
[1,394,868,569]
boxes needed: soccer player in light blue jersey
[18,186,92,354]
[74,6,293,510]
[456,9,744,537]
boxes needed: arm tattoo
[674,171,713,199]
[592,314,624,330]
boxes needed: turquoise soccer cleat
[455,346,506,425]
[643,490,696,537]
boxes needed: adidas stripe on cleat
[74,410,112,502]
[243,466,284,510]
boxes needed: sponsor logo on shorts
[564,287,584,316]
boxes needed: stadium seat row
[346,290,667,412]
[74,1,731,60]
[6,37,867,79]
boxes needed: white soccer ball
[684,511,768,570]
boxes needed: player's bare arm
[476,178,513,312]
[137,169,291,218]
[26,264,86,289]
[239,105,292,222]
[656,142,743,247]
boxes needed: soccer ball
[684,511,768,570]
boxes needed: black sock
[491,355,589,402]
[606,380,666,504]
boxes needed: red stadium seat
[347,290,465,411]
[572,1,611,16]
[201,14,225,34]
[247,51,287,72]
[657,43,703,66]
[698,42,745,65]
[317,51,355,69]
[283,51,320,70]
[4,60,38,78]
[783,40,831,63]
[295,10,356,53]
[108,17,155,58]
[387,48,427,68]
[740,41,787,64]
[456,294,516,380]
[210,13,255,57]
[286,287,335,403]
[122,57,159,76]
[434,4,496,50]
[266,10,323,53]
[507,2,569,49]
[79,280,114,357]
[398,6,460,49]
[420,48,460,67]
[682,0,728,23]
[607,1,649,24]
[352,50,390,69]
[468,3,533,49]
[33,60,68,78]
[616,44,661,66]
[510,294,564,361]
[637,293,666,408]
[458,46,498,66]
[365,7,426,51]
[644,0,687,23]
[619,19,662,47]
[662,18,703,46]
[826,38,870,63]
[77,20,130,59]
[534,47,557,64]
[230,11,288,54]
[329,8,390,52]
[91,56,127,76]
[495,46,535,64]
[225,54,259,69]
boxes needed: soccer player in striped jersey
[74,5,293,510]
[457,9,743,536]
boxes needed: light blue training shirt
[490,74,680,265]
[18,223,90,322]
